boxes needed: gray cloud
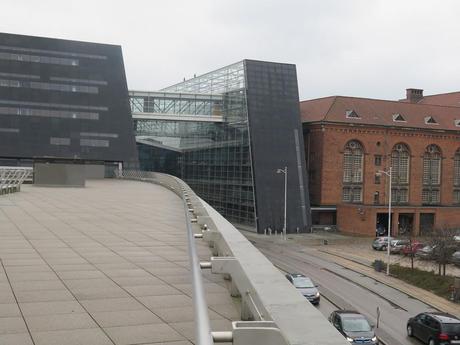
[1,0,458,100]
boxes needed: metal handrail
[119,170,214,345]
[182,186,214,345]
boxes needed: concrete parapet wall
[34,163,85,187]
[85,164,105,179]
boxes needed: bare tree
[406,236,415,270]
[427,227,458,276]
[398,228,415,269]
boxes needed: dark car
[407,312,460,345]
[402,241,425,256]
[285,273,320,305]
[329,310,378,344]
[372,237,394,251]
[451,251,460,267]
[390,239,410,254]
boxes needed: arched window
[422,144,441,204]
[453,148,460,204]
[391,143,410,203]
[342,140,363,203]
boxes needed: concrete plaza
[0,180,238,345]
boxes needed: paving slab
[0,316,28,334]
[0,333,34,345]
[25,313,98,332]
[31,328,113,345]
[90,309,163,327]
[0,303,21,318]
[20,301,86,316]
[104,323,185,345]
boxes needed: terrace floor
[0,180,238,345]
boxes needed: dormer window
[346,110,360,119]
[424,116,438,125]
[454,119,460,127]
[392,113,406,122]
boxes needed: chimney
[406,88,424,103]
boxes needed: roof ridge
[300,95,337,103]
[420,90,460,99]
[329,95,460,110]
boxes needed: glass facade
[131,62,255,226]
[131,60,311,232]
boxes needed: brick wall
[306,123,460,236]
[306,124,460,207]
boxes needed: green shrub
[389,264,455,300]
[372,259,387,272]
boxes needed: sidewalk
[242,231,460,318]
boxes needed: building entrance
[376,212,393,236]
[398,213,414,236]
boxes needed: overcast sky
[1,0,459,100]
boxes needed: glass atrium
[130,61,256,226]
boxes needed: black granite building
[0,32,137,167]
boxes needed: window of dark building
[374,155,382,166]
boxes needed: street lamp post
[276,166,288,240]
[377,167,392,276]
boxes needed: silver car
[451,251,460,266]
[390,239,410,254]
[372,237,395,251]
[286,273,320,305]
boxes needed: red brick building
[301,89,460,236]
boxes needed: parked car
[451,251,460,267]
[285,273,320,305]
[407,312,460,345]
[390,239,410,254]
[402,241,425,256]
[372,237,395,251]
[329,310,378,344]
[416,245,438,260]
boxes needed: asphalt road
[251,237,437,345]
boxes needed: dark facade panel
[244,60,311,233]
[137,142,180,175]
[0,32,137,165]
